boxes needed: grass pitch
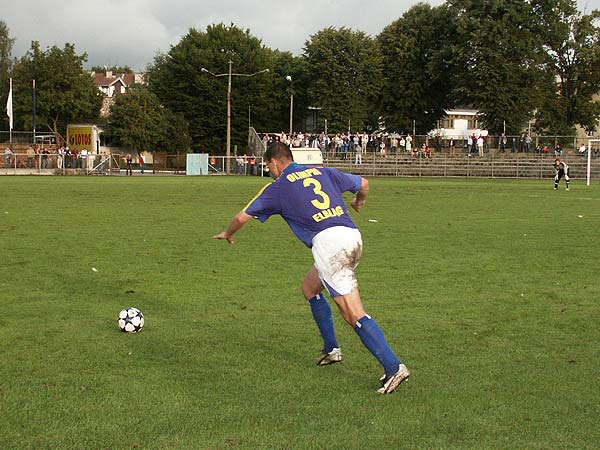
[1,175,599,449]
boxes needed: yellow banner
[67,126,94,153]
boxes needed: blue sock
[354,315,401,376]
[309,293,339,352]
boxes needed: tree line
[1,0,599,154]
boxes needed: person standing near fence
[477,136,484,157]
[26,145,35,168]
[5,145,13,168]
[214,141,410,394]
[139,153,146,174]
[126,153,133,175]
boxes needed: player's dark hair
[265,141,293,162]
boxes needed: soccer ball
[117,307,144,333]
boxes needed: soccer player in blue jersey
[214,142,409,394]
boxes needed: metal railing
[3,151,597,180]
[1,152,114,175]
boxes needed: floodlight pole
[201,62,269,174]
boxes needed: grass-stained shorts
[311,226,362,297]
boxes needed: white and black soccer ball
[117,307,144,333]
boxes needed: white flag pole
[6,77,13,144]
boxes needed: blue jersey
[244,162,362,247]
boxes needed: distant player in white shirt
[554,158,570,191]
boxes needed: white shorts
[311,226,362,297]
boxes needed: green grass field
[1,175,599,449]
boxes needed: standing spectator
[243,154,249,174]
[26,145,35,168]
[467,135,473,155]
[352,133,359,155]
[477,136,484,157]
[379,139,387,158]
[81,148,88,170]
[449,138,455,157]
[236,155,244,175]
[41,147,49,169]
[355,140,363,165]
[98,151,108,175]
[525,134,532,153]
[499,133,507,152]
[578,143,587,155]
[405,134,412,155]
[390,135,398,155]
[34,146,40,169]
[4,145,13,168]
[126,153,133,175]
[57,146,64,169]
[139,153,146,174]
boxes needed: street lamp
[201,61,269,174]
[286,75,293,136]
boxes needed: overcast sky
[2,0,596,71]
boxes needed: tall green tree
[264,49,311,134]
[147,24,275,153]
[0,21,15,132]
[11,41,102,139]
[107,86,172,152]
[535,2,600,133]
[378,3,457,134]
[448,0,550,134]
[303,27,382,133]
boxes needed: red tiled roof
[93,73,134,88]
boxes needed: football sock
[354,315,402,376]
[309,293,339,353]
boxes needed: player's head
[265,142,293,163]
[264,142,293,179]
[555,158,561,164]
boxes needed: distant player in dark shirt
[214,142,409,394]
[554,158,570,191]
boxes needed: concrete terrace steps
[324,153,597,179]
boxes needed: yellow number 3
[303,178,330,210]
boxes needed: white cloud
[1,0,592,71]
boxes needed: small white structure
[291,147,323,166]
[431,108,488,139]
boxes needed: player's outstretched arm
[351,177,369,212]
[214,211,253,244]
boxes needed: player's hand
[351,197,365,212]
[213,232,234,244]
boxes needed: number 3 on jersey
[303,178,330,210]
